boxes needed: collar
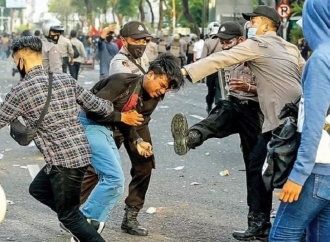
[22,65,46,81]
[263,31,277,36]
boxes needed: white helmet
[42,18,64,43]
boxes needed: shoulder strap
[209,38,220,55]
[36,72,53,128]
[119,52,147,74]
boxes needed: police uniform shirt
[42,40,63,73]
[183,31,305,133]
[110,47,149,75]
[224,64,258,102]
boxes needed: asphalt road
[0,59,279,242]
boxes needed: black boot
[121,205,148,236]
[171,113,202,155]
[232,211,271,241]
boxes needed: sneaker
[87,219,105,234]
[171,113,189,155]
[70,237,79,242]
[69,219,105,241]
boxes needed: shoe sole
[232,234,268,242]
[171,113,189,155]
[59,222,71,233]
[121,227,148,236]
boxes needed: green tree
[291,1,304,16]
[289,0,304,45]
[114,0,139,24]
[48,0,76,30]
[181,0,200,34]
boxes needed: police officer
[110,21,150,75]
[41,18,63,73]
[145,34,158,63]
[171,21,263,240]
[170,34,185,67]
[180,6,305,241]
[84,21,153,236]
[186,34,196,64]
[157,37,167,55]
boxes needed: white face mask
[247,28,258,38]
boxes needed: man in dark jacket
[80,53,185,236]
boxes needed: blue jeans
[270,174,330,242]
[79,115,125,222]
[85,47,92,60]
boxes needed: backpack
[72,43,80,58]
[262,96,301,192]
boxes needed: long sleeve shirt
[183,32,305,133]
[0,65,114,173]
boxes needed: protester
[0,36,116,242]
[270,0,330,240]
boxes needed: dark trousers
[187,53,194,64]
[69,62,81,80]
[248,131,273,214]
[206,72,221,107]
[190,97,264,210]
[62,57,69,73]
[80,124,154,211]
[29,165,105,242]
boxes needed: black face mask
[127,43,146,59]
[47,33,60,44]
[17,58,26,79]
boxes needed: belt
[228,96,259,107]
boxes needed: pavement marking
[190,114,204,120]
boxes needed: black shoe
[121,205,148,236]
[171,113,189,155]
[232,211,271,241]
[66,219,105,241]
[61,219,104,234]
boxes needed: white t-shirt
[193,40,204,59]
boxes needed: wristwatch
[134,138,143,146]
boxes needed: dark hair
[11,36,42,53]
[21,29,33,37]
[70,30,77,38]
[148,52,185,91]
[34,30,40,36]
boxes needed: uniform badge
[138,25,144,31]
[122,61,129,68]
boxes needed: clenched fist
[121,110,144,126]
